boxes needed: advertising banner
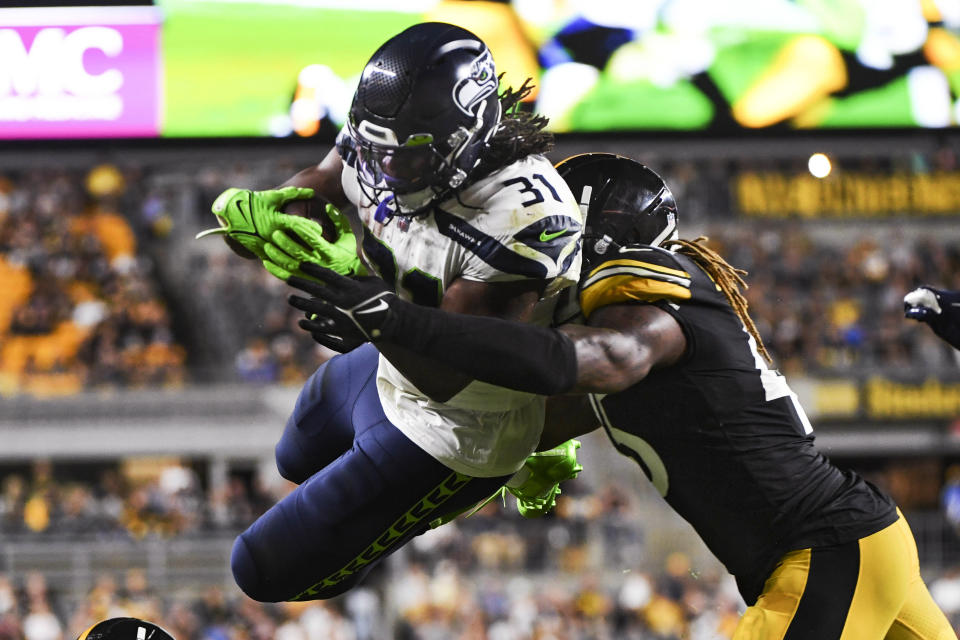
[0,6,161,139]
[795,376,960,422]
[734,171,960,218]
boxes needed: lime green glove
[197,186,316,261]
[196,188,365,281]
[262,203,366,282]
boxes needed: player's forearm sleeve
[379,299,578,395]
[933,294,960,349]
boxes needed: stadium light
[808,152,832,178]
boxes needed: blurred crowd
[0,460,279,540]
[191,252,334,386]
[0,564,741,640]
[0,453,731,638]
[0,482,816,640]
[1,455,959,638]
[1,526,960,640]
[0,456,741,640]
[0,166,184,396]
[708,226,960,375]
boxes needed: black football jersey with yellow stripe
[580,244,897,603]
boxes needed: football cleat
[506,439,583,518]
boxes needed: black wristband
[380,299,578,395]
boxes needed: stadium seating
[0,167,185,396]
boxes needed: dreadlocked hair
[477,76,554,173]
[671,236,772,363]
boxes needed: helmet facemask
[584,181,677,255]
[350,97,499,218]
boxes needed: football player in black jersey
[281,154,956,639]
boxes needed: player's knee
[231,533,284,603]
[274,437,309,485]
[274,412,328,485]
[231,532,356,603]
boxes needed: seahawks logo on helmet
[452,48,497,116]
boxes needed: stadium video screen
[2,0,959,139]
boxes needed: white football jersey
[340,152,583,477]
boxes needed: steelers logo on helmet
[556,153,678,272]
[347,22,503,218]
[76,617,175,640]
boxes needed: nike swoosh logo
[356,299,389,315]
[539,229,567,242]
[236,199,257,235]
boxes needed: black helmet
[345,22,502,216]
[556,153,678,271]
[76,618,175,640]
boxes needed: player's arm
[561,303,687,393]
[380,300,686,394]
[286,263,686,395]
[276,147,350,211]
[363,277,546,402]
[904,286,960,350]
[271,146,373,275]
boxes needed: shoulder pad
[439,158,582,282]
[579,244,692,318]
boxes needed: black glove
[295,305,367,354]
[904,285,960,349]
[287,261,397,352]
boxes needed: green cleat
[506,439,583,518]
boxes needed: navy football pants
[231,344,511,602]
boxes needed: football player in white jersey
[226,22,583,602]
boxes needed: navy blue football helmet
[556,153,678,272]
[341,22,502,216]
